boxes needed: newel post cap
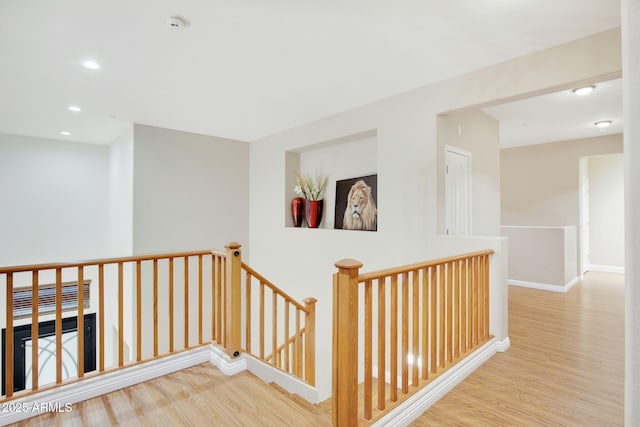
[334,259,363,270]
[303,297,318,305]
[225,242,242,250]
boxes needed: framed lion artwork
[334,174,377,231]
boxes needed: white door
[445,145,471,235]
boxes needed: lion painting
[343,180,377,231]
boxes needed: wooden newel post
[303,297,317,387]
[225,242,242,357]
[332,259,363,427]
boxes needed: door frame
[444,144,472,236]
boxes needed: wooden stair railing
[332,250,494,426]
[240,254,316,386]
[0,242,316,403]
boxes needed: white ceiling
[483,78,623,148]
[0,1,621,144]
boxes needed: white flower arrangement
[294,172,328,201]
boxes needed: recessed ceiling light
[594,120,612,128]
[82,60,100,70]
[572,85,595,95]
[60,131,71,136]
[68,105,81,112]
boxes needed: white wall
[623,1,640,423]
[132,124,250,255]
[249,29,621,400]
[501,134,623,274]
[502,226,577,289]
[587,154,625,269]
[437,110,500,236]
[107,125,134,257]
[0,133,109,265]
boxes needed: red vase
[291,197,304,227]
[305,199,324,228]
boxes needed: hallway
[413,272,624,426]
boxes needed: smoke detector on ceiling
[166,16,188,29]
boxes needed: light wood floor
[13,272,623,426]
[412,271,624,426]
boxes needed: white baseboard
[244,354,319,403]
[209,345,247,375]
[508,277,579,293]
[496,336,511,352]
[585,264,625,274]
[372,338,498,427]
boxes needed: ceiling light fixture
[572,85,595,95]
[68,105,81,112]
[82,60,101,70]
[60,131,71,136]
[594,120,612,128]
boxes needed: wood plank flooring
[10,366,331,427]
[11,272,623,426]
[412,271,624,426]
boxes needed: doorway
[444,145,472,236]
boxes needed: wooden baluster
[473,256,479,346]
[153,259,158,357]
[136,260,142,361]
[412,270,419,387]
[260,282,265,359]
[453,260,460,360]
[447,262,453,364]
[430,266,437,374]
[364,279,372,420]
[295,308,301,377]
[304,297,317,386]
[118,263,124,366]
[211,255,216,342]
[246,272,252,353]
[198,254,203,344]
[184,256,189,349]
[56,268,63,381]
[31,271,39,390]
[216,255,223,344]
[284,300,290,372]
[78,266,85,377]
[169,258,174,353]
[484,254,490,340]
[390,274,398,401]
[5,272,14,397]
[478,255,484,342]
[421,268,428,380]
[225,243,242,357]
[438,264,445,368]
[332,259,362,427]
[377,277,386,410]
[461,258,468,353]
[99,264,105,372]
[402,273,409,394]
[272,290,278,367]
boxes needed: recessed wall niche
[284,129,378,229]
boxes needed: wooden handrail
[332,250,493,426]
[0,250,216,274]
[241,263,308,313]
[358,249,494,282]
